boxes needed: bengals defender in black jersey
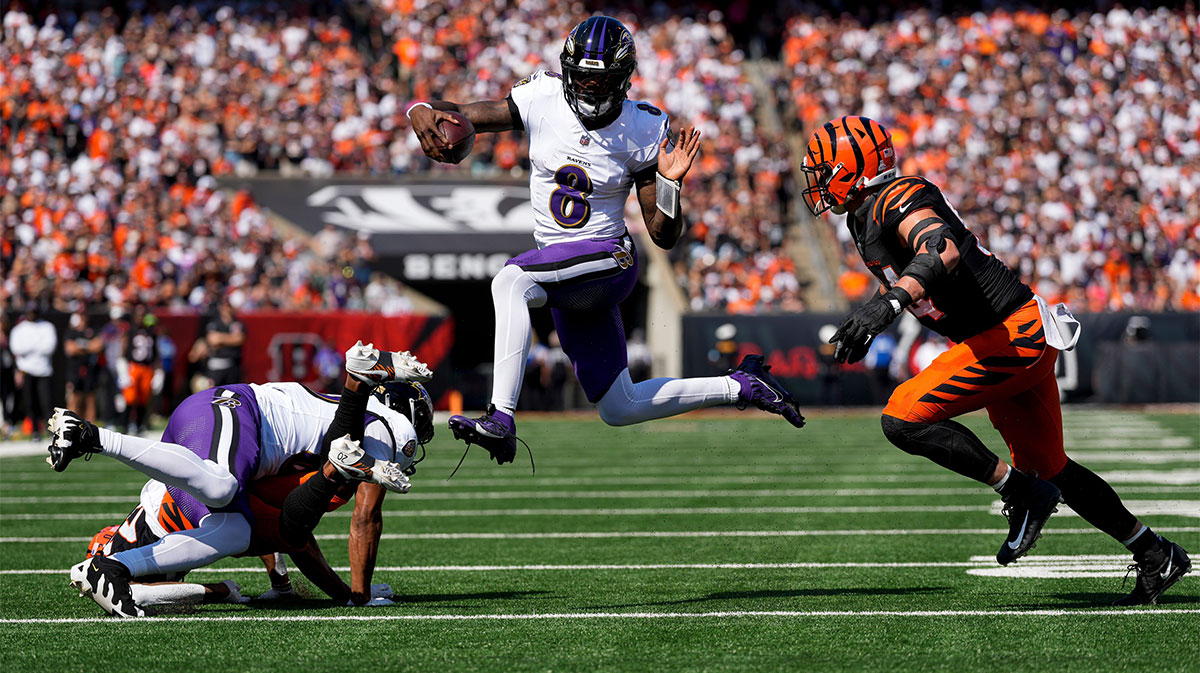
[802,116,1190,605]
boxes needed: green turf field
[2,409,1198,672]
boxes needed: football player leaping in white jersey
[409,16,805,463]
[46,342,433,617]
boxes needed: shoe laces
[447,428,535,479]
[1121,563,1142,590]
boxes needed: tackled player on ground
[46,341,433,617]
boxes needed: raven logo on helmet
[560,16,637,125]
[801,116,898,216]
[374,381,435,474]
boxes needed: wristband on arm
[656,172,681,218]
[405,102,432,120]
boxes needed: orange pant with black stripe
[882,299,1067,479]
[123,362,154,407]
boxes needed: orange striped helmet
[801,116,897,216]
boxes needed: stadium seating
[781,7,1200,311]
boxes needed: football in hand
[437,111,475,164]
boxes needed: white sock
[489,264,547,414]
[595,369,738,427]
[991,465,1011,493]
[1122,524,1150,548]
[131,582,207,607]
[112,512,251,577]
[98,427,238,507]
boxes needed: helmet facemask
[376,382,435,475]
[801,160,848,216]
[561,65,633,123]
[560,16,637,126]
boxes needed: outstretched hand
[409,105,461,162]
[657,125,701,181]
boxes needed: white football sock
[112,512,251,577]
[595,369,738,427]
[98,428,238,508]
[1122,524,1150,548]
[489,264,547,415]
[130,582,207,607]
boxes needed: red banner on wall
[154,311,453,387]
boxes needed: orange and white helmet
[801,116,898,216]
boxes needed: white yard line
[8,500,1200,520]
[7,469,1200,493]
[3,485,1195,505]
[1,609,1197,624]
[5,526,1199,544]
[1,561,995,575]
[0,505,1002,520]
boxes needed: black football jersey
[847,176,1032,342]
[127,326,158,365]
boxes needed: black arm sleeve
[506,95,523,132]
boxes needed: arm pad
[900,247,948,291]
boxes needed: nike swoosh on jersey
[1006,511,1031,549]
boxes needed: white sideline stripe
[988,499,1200,519]
[4,485,1196,505]
[1,609,1197,624]
[13,447,1195,472]
[1064,437,1194,449]
[1065,450,1200,464]
[0,562,996,575]
[0,474,975,490]
[8,468,1200,492]
[0,505,1000,520]
[10,500,1200,521]
[5,526,1199,544]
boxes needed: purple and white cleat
[448,405,518,464]
[729,355,805,428]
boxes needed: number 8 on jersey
[550,164,593,228]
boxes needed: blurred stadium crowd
[781,6,1200,311]
[1,1,1197,320]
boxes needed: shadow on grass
[1003,591,1200,610]
[586,586,948,610]
[395,590,551,606]
[160,590,552,615]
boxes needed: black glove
[830,287,911,364]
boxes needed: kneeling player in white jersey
[409,16,805,463]
[46,342,433,617]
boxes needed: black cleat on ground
[996,477,1060,565]
[80,554,143,618]
[729,354,806,428]
[46,407,102,472]
[1113,539,1192,606]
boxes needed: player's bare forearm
[635,169,682,249]
[424,100,515,133]
[348,482,385,604]
[289,537,351,602]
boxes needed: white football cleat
[345,340,432,384]
[69,558,89,596]
[327,435,411,494]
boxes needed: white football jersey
[509,69,668,248]
[250,382,418,481]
